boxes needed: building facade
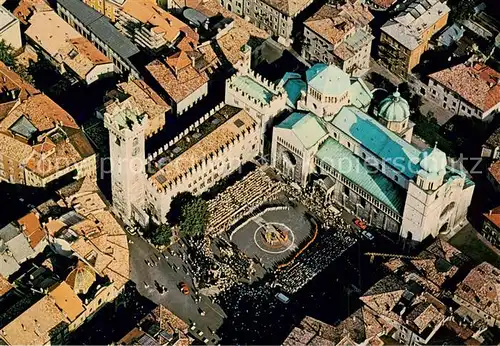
[302,1,374,76]
[56,0,141,79]
[218,0,314,46]
[426,62,500,120]
[379,0,449,77]
[0,5,22,50]
[0,63,97,188]
[104,99,149,225]
[481,207,500,249]
[271,63,473,242]
[25,10,114,85]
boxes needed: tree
[150,224,172,246]
[448,0,476,22]
[0,40,16,67]
[179,196,208,237]
[167,191,195,225]
[0,39,33,83]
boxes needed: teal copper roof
[331,106,422,178]
[316,138,405,213]
[280,72,306,108]
[232,75,275,104]
[306,63,350,96]
[378,90,410,122]
[349,79,373,111]
[277,112,327,149]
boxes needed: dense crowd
[274,220,356,294]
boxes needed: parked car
[179,282,190,295]
[361,230,375,241]
[354,218,367,230]
[276,292,290,304]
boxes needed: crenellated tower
[104,99,149,226]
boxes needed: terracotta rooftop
[454,261,500,321]
[59,38,112,79]
[1,93,78,132]
[429,63,500,113]
[13,0,52,25]
[0,61,38,99]
[0,133,33,162]
[121,0,198,47]
[484,205,500,228]
[151,305,189,333]
[117,80,170,136]
[24,127,95,178]
[426,237,468,266]
[305,1,373,46]
[18,212,45,249]
[0,295,68,345]
[194,0,269,66]
[48,281,85,321]
[488,160,500,184]
[360,275,406,321]
[260,0,312,17]
[411,256,458,288]
[26,11,80,58]
[370,0,397,9]
[67,191,130,290]
[285,307,388,346]
[0,275,12,297]
[151,107,256,189]
[406,299,446,337]
[146,59,209,104]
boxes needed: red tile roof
[429,63,500,112]
[484,205,500,228]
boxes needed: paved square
[229,207,313,269]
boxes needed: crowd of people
[182,236,256,296]
[274,220,356,294]
[206,169,283,237]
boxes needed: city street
[127,234,226,343]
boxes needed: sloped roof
[332,106,422,178]
[381,0,450,50]
[0,295,69,345]
[454,262,500,321]
[261,0,312,17]
[231,75,277,105]
[56,0,140,60]
[316,137,405,213]
[277,112,327,149]
[429,63,500,113]
[280,72,306,108]
[306,63,351,96]
[48,281,85,321]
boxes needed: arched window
[440,202,456,219]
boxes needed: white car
[361,230,374,241]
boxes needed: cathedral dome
[306,63,350,96]
[419,146,447,174]
[378,90,410,122]
[66,261,96,295]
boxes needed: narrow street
[127,234,226,343]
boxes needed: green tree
[448,0,476,21]
[179,196,208,237]
[167,191,195,225]
[150,224,172,246]
[0,40,16,67]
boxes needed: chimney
[191,55,196,68]
[489,209,492,216]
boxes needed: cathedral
[271,63,474,242]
